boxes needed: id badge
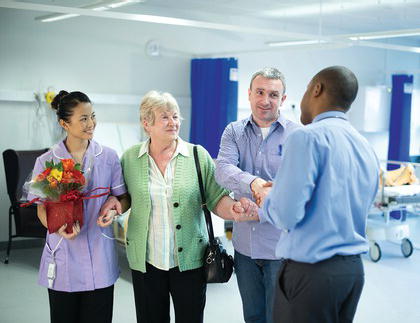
[47,262,56,280]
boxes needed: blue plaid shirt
[215,114,300,259]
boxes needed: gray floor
[1,219,420,323]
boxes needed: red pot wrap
[21,187,110,234]
[44,199,83,234]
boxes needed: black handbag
[193,146,234,283]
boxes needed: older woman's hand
[232,197,259,222]
[97,196,122,227]
[97,209,117,227]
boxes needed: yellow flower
[50,168,63,182]
[45,91,56,104]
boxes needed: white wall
[234,46,420,160]
[0,9,192,242]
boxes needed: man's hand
[251,178,272,205]
[255,182,273,207]
[97,196,122,227]
[232,197,259,222]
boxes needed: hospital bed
[366,161,420,262]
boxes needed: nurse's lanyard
[45,237,63,289]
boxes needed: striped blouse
[140,138,189,270]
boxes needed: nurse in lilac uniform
[28,90,127,323]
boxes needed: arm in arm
[97,193,131,227]
[98,151,130,226]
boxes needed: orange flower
[62,159,75,172]
[47,176,58,188]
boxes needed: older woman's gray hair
[140,90,182,133]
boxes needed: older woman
[100,90,255,323]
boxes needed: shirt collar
[52,139,102,160]
[246,112,287,130]
[138,137,189,158]
[313,110,348,123]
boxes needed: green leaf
[74,164,81,171]
[45,160,53,169]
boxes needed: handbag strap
[193,145,216,242]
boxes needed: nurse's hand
[97,209,117,227]
[57,222,80,240]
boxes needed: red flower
[62,159,75,172]
[72,170,86,185]
[61,170,74,183]
[36,167,51,182]
[60,190,81,202]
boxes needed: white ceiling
[134,0,420,33]
[2,0,420,55]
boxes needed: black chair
[3,148,48,264]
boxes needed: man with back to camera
[215,67,300,323]
[255,66,379,323]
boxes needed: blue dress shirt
[215,114,300,259]
[261,111,379,263]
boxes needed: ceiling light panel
[34,0,144,22]
[263,0,420,17]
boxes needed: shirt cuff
[257,208,268,224]
[241,174,258,196]
[111,184,127,197]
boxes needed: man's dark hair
[312,66,358,111]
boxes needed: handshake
[230,177,273,222]
[251,177,273,207]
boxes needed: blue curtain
[190,58,238,158]
[387,74,413,170]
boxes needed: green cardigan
[121,141,229,273]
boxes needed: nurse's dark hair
[312,66,358,111]
[51,90,91,122]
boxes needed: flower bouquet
[24,158,87,234]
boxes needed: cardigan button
[178,247,183,252]
[173,202,179,207]
[176,224,181,230]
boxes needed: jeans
[234,250,284,323]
